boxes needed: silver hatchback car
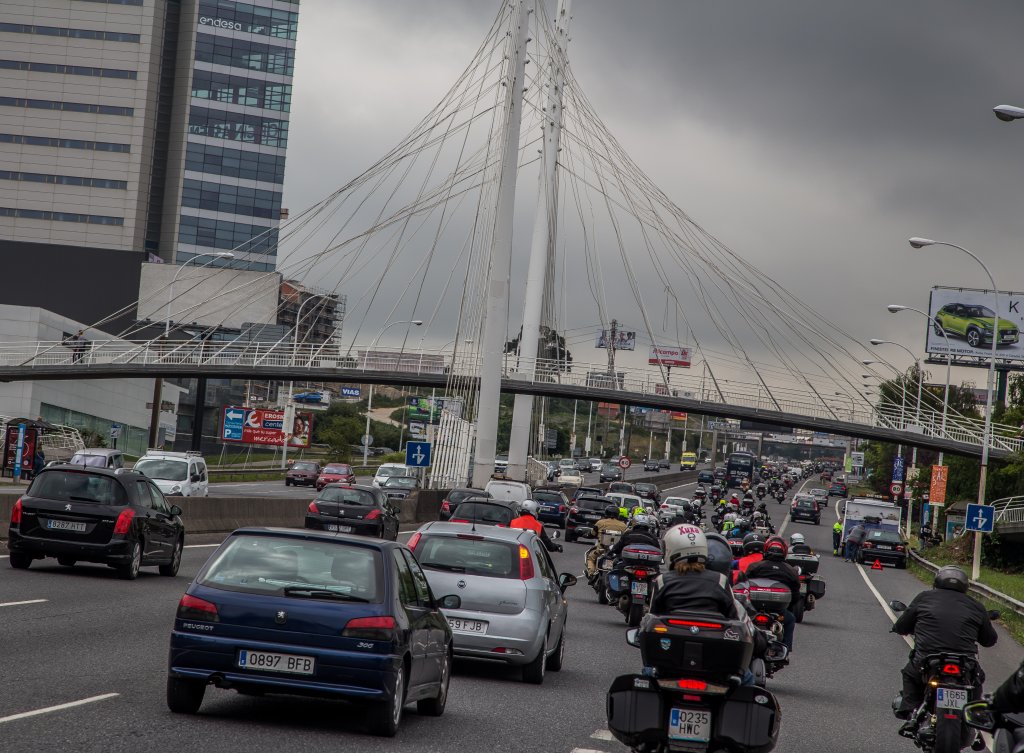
[408,522,576,684]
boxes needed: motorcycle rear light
[518,545,535,580]
[343,615,396,640]
[668,619,723,630]
[749,586,790,594]
[407,532,421,551]
[113,508,135,535]
[753,614,772,627]
[177,594,219,622]
[569,507,578,515]
[633,569,649,579]
[676,678,708,691]
[10,498,21,525]
[942,664,961,675]
[307,501,319,514]
[365,509,381,520]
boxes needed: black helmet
[742,532,766,554]
[604,504,619,519]
[704,533,734,576]
[934,565,969,593]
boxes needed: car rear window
[575,497,608,511]
[448,489,486,504]
[533,491,563,503]
[796,499,816,508]
[867,531,901,543]
[415,535,517,578]
[199,535,382,601]
[384,477,417,489]
[451,502,513,526]
[134,458,187,482]
[317,487,377,506]
[70,453,108,468]
[29,470,126,505]
[291,462,317,471]
[323,465,350,474]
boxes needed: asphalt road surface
[2,475,1023,753]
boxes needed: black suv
[566,495,611,542]
[790,495,821,525]
[8,465,185,580]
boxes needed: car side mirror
[889,600,907,613]
[168,504,182,516]
[625,628,640,647]
[438,594,461,609]
[962,701,996,731]
[558,573,577,591]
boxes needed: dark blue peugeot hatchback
[167,528,458,737]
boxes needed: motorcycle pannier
[714,685,782,753]
[600,529,622,548]
[606,673,666,750]
[806,575,826,599]
[639,613,754,678]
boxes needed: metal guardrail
[908,549,1024,618]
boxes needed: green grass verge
[914,541,1024,604]
[908,558,1024,647]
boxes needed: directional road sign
[965,503,995,534]
[222,407,247,441]
[406,441,432,468]
[618,456,632,470]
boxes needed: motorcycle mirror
[988,609,1001,621]
[961,701,996,731]
[625,628,641,647]
[888,600,907,612]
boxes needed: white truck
[839,497,902,543]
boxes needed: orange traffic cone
[871,559,883,570]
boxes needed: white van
[373,463,414,488]
[484,479,531,507]
[69,448,125,469]
[133,450,209,497]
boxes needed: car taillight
[450,518,469,524]
[365,509,381,520]
[441,500,451,513]
[177,594,219,622]
[342,615,396,641]
[308,501,319,514]
[558,505,566,513]
[518,545,535,580]
[113,509,135,535]
[896,545,905,552]
[862,542,874,549]
[10,498,21,525]
[407,532,422,551]
[676,678,708,691]
[569,507,578,515]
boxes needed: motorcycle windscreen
[714,685,781,753]
[606,674,666,749]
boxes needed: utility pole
[506,0,572,481]
[607,318,618,376]
[470,1,531,488]
[585,401,593,454]
[570,399,578,457]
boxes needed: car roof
[73,448,122,457]
[228,526,402,550]
[44,464,141,480]
[418,521,532,543]
[320,483,378,493]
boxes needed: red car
[316,463,356,491]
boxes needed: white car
[556,471,583,487]
[659,496,689,524]
[372,463,413,488]
[484,479,531,507]
[133,450,209,497]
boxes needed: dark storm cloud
[283,1,1024,382]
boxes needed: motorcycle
[756,486,767,501]
[890,599,998,753]
[774,490,786,504]
[962,699,1024,753]
[606,543,664,627]
[734,577,794,680]
[786,553,826,623]
[586,529,623,604]
[607,613,783,753]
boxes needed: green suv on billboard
[934,303,1020,349]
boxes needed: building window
[187,107,288,148]
[0,133,130,152]
[0,23,140,43]
[194,32,294,76]
[184,142,286,183]
[197,0,299,40]
[191,70,291,112]
[0,59,137,79]
[0,207,124,225]
[181,178,281,219]
[178,214,278,255]
[0,97,133,117]
[0,170,127,189]
[73,0,143,5]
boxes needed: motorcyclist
[585,504,628,578]
[789,532,813,555]
[733,533,766,583]
[746,536,801,652]
[649,525,736,618]
[510,500,563,553]
[608,513,661,559]
[891,565,998,735]
[832,520,843,556]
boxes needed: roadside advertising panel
[648,345,691,367]
[222,407,313,447]
[929,465,948,506]
[926,286,1024,360]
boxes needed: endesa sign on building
[648,345,691,368]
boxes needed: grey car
[409,522,576,684]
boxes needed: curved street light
[164,252,235,337]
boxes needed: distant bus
[725,451,756,487]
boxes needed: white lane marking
[590,729,615,741]
[0,693,120,725]
[184,544,220,549]
[572,749,609,753]
[0,599,47,608]
[777,514,791,538]
[856,561,914,648]
[0,555,7,559]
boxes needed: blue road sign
[222,407,247,441]
[891,455,906,483]
[965,503,995,534]
[405,441,432,468]
[340,387,361,398]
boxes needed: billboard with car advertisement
[221,407,313,447]
[926,286,1024,360]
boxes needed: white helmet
[631,513,655,531]
[664,525,708,565]
[724,512,737,523]
[789,532,806,546]
[519,500,539,516]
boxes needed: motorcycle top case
[600,529,622,548]
[785,553,820,576]
[742,577,793,612]
[621,544,664,566]
[639,612,754,679]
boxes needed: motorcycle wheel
[596,584,608,605]
[626,602,644,627]
[932,713,963,753]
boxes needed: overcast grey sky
[281,0,1024,391]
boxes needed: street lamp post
[909,237,999,581]
[361,320,423,467]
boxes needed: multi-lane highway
[2,475,1023,753]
